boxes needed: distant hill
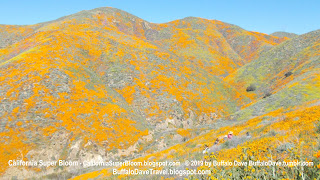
[225,29,320,120]
[271,31,298,38]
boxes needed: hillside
[271,31,298,38]
[225,30,320,119]
[0,7,319,180]
[73,28,320,180]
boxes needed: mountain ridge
[271,31,298,38]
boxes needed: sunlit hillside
[0,7,319,179]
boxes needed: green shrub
[246,84,256,92]
[263,92,272,98]
[284,71,293,77]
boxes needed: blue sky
[0,0,319,34]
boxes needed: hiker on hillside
[246,132,252,139]
[203,144,209,154]
[227,131,233,139]
[214,138,219,145]
[223,135,228,141]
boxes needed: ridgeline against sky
[1,0,320,34]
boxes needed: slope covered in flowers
[226,29,320,109]
[70,10,320,180]
[72,103,320,179]
[1,7,315,179]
